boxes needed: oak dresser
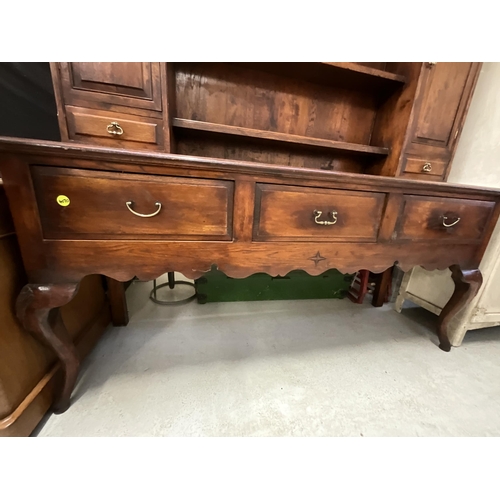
[0,62,495,413]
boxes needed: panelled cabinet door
[410,62,478,153]
[59,62,162,111]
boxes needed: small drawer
[403,157,448,177]
[32,167,233,241]
[254,184,385,242]
[66,106,164,150]
[396,195,495,243]
[399,172,445,182]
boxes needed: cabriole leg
[16,283,80,413]
[437,266,482,352]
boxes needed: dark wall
[0,63,60,141]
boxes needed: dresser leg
[106,277,129,326]
[16,283,80,413]
[436,266,482,352]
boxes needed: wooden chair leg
[348,270,370,304]
[371,267,393,307]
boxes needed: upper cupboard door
[410,62,478,152]
[59,62,162,111]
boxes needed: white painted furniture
[395,62,500,346]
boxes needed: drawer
[66,106,164,150]
[254,184,385,242]
[402,157,447,178]
[396,195,495,242]
[399,172,445,182]
[31,167,233,240]
[60,62,163,111]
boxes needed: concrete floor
[37,278,500,437]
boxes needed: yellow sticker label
[57,195,70,207]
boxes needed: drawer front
[396,195,495,242]
[66,106,164,150]
[32,167,233,240]
[403,157,447,177]
[254,184,385,242]
[399,172,445,182]
[60,62,162,111]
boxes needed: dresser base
[1,137,498,413]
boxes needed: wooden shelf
[321,63,406,83]
[230,62,406,94]
[173,118,389,157]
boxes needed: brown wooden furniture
[48,62,481,316]
[347,269,393,306]
[0,63,486,416]
[50,62,480,182]
[0,181,110,436]
[391,62,481,181]
[0,136,499,415]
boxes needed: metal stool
[149,272,197,305]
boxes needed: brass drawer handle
[442,216,460,228]
[422,162,432,172]
[107,121,124,136]
[313,210,338,225]
[126,201,162,218]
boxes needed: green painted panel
[195,269,354,303]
